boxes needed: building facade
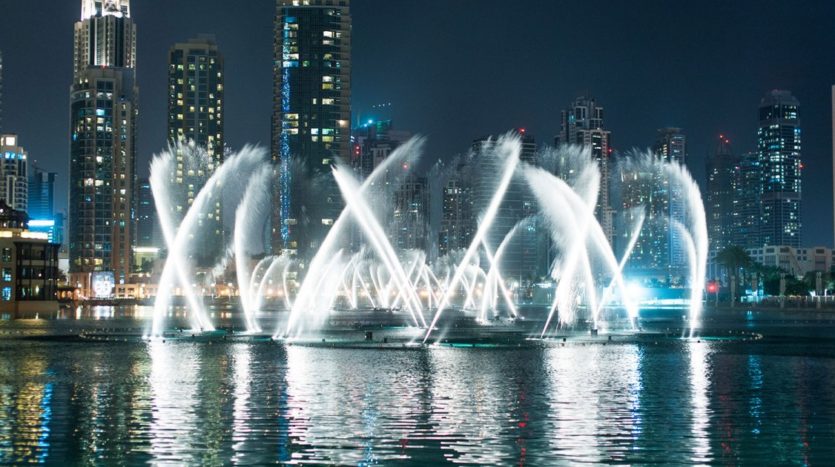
[0,134,27,213]
[438,157,474,258]
[471,131,540,281]
[27,166,63,246]
[28,167,54,221]
[136,177,156,248]
[167,35,225,265]
[271,0,352,257]
[0,203,60,319]
[556,97,614,245]
[69,0,138,291]
[757,90,801,248]
[653,127,687,269]
[746,245,831,279]
[392,175,429,252]
[732,151,763,249]
[705,135,739,255]
[617,128,688,281]
[351,119,410,179]
[350,120,420,250]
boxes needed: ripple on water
[0,339,833,464]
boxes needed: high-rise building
[27,166,63,245]
[618,128,688,280]
[705,135,739,255]
[734,151,763,249]
[619,161,667,276]
[136,177,156,248]
[0,135,27,213]
[556,97,614,245]
[167,35,225,265]
[271,0,352,258]
[69,0,138,291]
[653,128,687,269]
[438,161,474,258]
[28,167,55,221]
[472,131,539,281]
[350,120,418,250]
[351,119,411,180]
[392,174,429,252]
[757,90,801,248]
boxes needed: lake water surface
[1,329,834,465]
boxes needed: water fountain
[147,133,708,343]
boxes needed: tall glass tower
[705,135,739,255]
[69,0,138,292]
[556,96,614,245]
[167,35,225,266]
[271,0,352,258]
[757,90,801,248]
[654,127,687,270]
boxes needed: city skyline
[1,1,835,246]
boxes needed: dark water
[1,335,835,465]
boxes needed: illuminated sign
[92,272,115,298]
[28,219,55,228]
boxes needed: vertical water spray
[281,138,426,337]
[332,166,425,327]
[150,144,266,337]
[424,136,521,342]
[234,166,273,333]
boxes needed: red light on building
[707,282,718,294]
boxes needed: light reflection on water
[0,338,834,464]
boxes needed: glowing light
[28,219,55,228]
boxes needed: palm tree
[715,246,753,304]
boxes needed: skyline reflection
[0,338,833,464]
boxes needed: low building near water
[746,245,832,278]
[0,201,60,318]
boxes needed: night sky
[1,0,835,246]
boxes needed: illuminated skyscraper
[27,167,54,221]
[438,159,474,258]
[69,0,138,291]
[757,90,801,247]
[27,166,63,245]
[617,128,688,280]
[271,0,352,258]
[0,135,28,212]
[706,135,739,255]
[734,151,762,249]
[167,35,224,265]
[556,97,614,245]
[392,175,429,252]
[136,177,156,248]
[653,127,687,269]
[472,130,539,281]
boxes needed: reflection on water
[689,342,712,463]
[0,338,834,464]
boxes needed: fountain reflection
[149,341,200,463]
[0,339,834,463]
[544,344,641,463]
[688,341,713,463]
